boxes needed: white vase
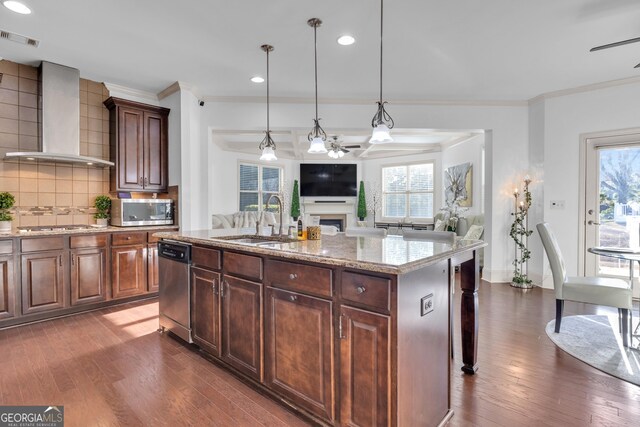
[96,218,108,227]
[0,221,11,233]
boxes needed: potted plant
[290,179,300,221]
[357,181,367,221]
[94,195,111,227]
[0,192,15,233]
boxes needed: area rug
[545,315,640,386]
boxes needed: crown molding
[528,75,640,105]
[103,82,159,104]
[201,95,527,107]
[157,81,201,100]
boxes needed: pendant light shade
[258,44,277,161]
[307,18,328,154]
[370,0,394,144]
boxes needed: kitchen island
[155,228,485,427]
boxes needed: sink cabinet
[191,266,221,356]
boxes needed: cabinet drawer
[223,252,262,281]
[192,246,221,271]
[0,240,12,254]
[341,271,391,313]
[112,232,147,246]
[21,237,65,252]
[266,259,332,298]
[70,234,109,248]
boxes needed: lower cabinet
[191,266,221,356]
[21,251,65,315]
[265,286,334,421]
[111,245,147,299]
[70,247,108,306]
[221,275,262,381]
[0,255,16,320]
[147,243,159,293]
[339,305,390,427]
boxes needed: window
[239,163,283,211]
[382,162,434,219]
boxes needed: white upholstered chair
[537,222,633,347]
[402,230,456,244]
[344,227,387,237]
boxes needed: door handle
[588,220,601,225]
[139,176,143,185]
[144,177,148,186]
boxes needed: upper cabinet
[104,97,170,193]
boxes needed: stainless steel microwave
[111,199,174,227]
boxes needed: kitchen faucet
[265,194,286,236]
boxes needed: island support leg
[460,250,479,374]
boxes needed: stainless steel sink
[231,238,278,245]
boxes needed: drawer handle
[356,285,366,294]
[289,273,297,280]
[289,295,298,302]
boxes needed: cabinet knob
[126,236,131,240]
[356,285,366,294]
[289,295,298,302]
[139,176,143,185]
[289,273,297,280]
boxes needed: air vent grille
[0,29,39,47]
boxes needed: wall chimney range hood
[4,61,114,167]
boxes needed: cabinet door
[70,248,107,306]
[143,111,167,191]
[147,243,159,293]
[117,106,145,190]
[21,251,65,314]
[0,255,16,320]
[191,267,221,356]
[111,245,146,299]
[221,275,262,381]
[339,306,390,427]
[265,287,334,421]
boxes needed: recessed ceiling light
[251,76,264,83]
[337,35,355,46]
[3,1,32,15]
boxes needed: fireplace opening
[319,218,344,232]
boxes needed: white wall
[441,134,484,217]
[531,82,640,288]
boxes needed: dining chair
[537,222,633,347]
[402,230,456,244]
[344,227,388,237]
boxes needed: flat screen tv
[300,164,357,197]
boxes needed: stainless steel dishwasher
[158,241,192,343]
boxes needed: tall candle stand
[510,175,533,289]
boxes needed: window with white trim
[382,162,435,219]
[239,163,283,211]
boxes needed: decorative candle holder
[510,175,533,289]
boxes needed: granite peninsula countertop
[154,228,486,275]
[0,224,178,238]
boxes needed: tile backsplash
[0,60,111,227]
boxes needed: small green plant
[0,192,15,222]
[290,180,300,220]
[357,181,367,220]
[94,195,111,219]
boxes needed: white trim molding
[103,82,159,105]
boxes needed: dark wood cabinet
[70,247,108,306]
[104,97,169,193]
[21,251,66,315]
[0,255,16,320]
[265,286,334,421]
[111,244,146,299]
[221,275,262,381]
[191,266,221,356]
[339,305,390,427]
[147,243,159,293]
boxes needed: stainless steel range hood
[4,61,114,167]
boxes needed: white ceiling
[2,0,640,102]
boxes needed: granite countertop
[154,228,486,275]
[0,224,178,238]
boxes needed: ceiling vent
[0,29,39,47]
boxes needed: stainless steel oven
[110,199,173,226]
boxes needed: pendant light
[259,44,277,161]
[307,18,328,154]
[370,0,394,144]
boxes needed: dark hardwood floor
[0,279,638,426]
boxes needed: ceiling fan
[590,36,640,68]
[327,136,361,158]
